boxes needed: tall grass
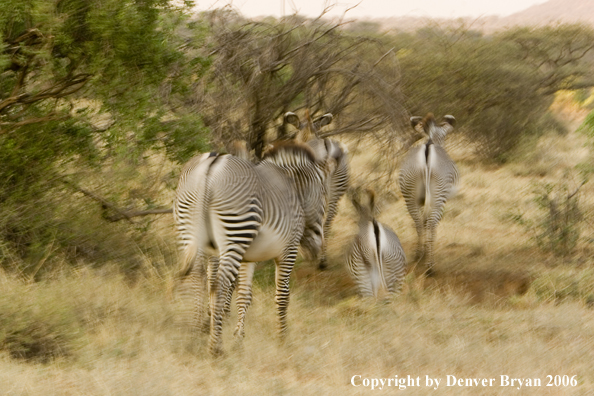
[0,268,593,395]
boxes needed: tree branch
[0,113,71,134]
[61,180,172,223]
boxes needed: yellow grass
[1,102,594,395]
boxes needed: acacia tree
[389,23,594,160]
[502,24,594,95]
[191,10,410,159]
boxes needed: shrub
[0,278,83,362]
[531,269,594,305]
[533,182,583,256]
[507,180,585,257]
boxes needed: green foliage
[0,0,208,271]
[533,183,583,256]
[500,24,594,95]
[510,180,584,257]
[389,23,594,160]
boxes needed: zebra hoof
[199,322,211,334]
[317,259,328,271]
[209,345,225,358]
[233,326,245,340]
[232,338,245,353]
[424,267,436,278]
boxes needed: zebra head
[284,111,333,142]
[262,141,329,261]
[349,187,378,222]
[283,110,340,189]
[410,113,456,146]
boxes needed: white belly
[243,225,286,262]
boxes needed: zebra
[346,188,407,298]
[174,122,333,356]
[398,113,459,275]
[284,111,349,270]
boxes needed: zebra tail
[423,150,432,222]
[176,152,219,280]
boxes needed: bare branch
[105,208,173,222]
[61,179,172,223]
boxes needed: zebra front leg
[274,246,298,342]
[234,262,256,341]
[317,222,331,270]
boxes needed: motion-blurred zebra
[173,119,331,356]
[285,111,349,270]
[346,188,407,298]
[398,113,459,275]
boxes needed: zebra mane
[422,113,435,129]
[263,141,318,164]
[349,187,377,220]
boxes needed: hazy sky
[195,0,549,19]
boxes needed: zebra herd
[173,111,459,356]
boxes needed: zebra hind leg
[424,221,437,277]
[208,259,238,356]
[413,210,426,264]
[175,251,210,334]
[274,246,298,342]
[233,262,256,345]
[194,255,211,333]
[206,256,236,321]
[317,206,336,270]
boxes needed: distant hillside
[368,0,594,33]
[501,0,594,27]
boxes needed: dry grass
[1,269,592,395]
[1,103,594,395]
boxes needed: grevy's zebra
[346,189,407,298]
[174,128,332,356]
[398,113,459,275]
[285,111,349,270]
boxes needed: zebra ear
[443,115,456,127]
[410,116,423,130]
[262,143,275,156]
[228,140,249,160]
[284,112,301,130]
[314,113,333,130]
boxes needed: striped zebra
[174,126,332,356]
[285,111,349,270]
[346,188,407,298]
[398,113,459,275]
